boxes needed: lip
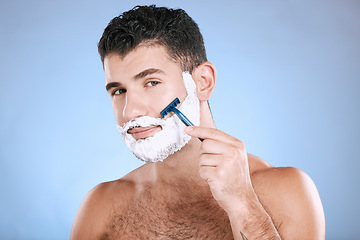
[128,125,162,140]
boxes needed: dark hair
[98,5,207,72]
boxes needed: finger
[199,165,227,182]
[199,154,222,167]
[201,139,244,162]
[200,138,230,155]
[199,165,217,182]
[185,126,241,146]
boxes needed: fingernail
[185,126,193,132]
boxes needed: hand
[185,126,256,213]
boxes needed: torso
[97,154,271,240]
[100,180,234,240]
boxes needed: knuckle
[230,146,240,158]
[216,167,225,178]
[223,156,234,167]
[235,140,245,149]
[209,128,218,137]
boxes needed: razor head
[160,97,180,118]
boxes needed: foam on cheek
[116,71,200,163]
[179,72,200,126]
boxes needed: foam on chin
[116,72,200,163]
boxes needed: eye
[145,81,160,87]
[113,88,126,95]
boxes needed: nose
[122,91,147,122]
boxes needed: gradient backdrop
[1,0,359,239]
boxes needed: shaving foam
[117,72,200,163]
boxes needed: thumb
[199,100,215,128]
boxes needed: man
[71,5,325,239]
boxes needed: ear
[192,62,216,101]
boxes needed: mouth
[127,125,162,140]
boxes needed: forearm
[227,195,281,240]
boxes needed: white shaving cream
[117,72,200,163]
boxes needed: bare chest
[100,192,234,240]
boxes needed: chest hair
[100,183,234,240]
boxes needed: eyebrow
[106,68,165,92]
[133,68,165,80]
[105,82,122,92]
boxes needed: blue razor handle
[160,98,204,142]
[172,108,194,127]
[172,108,204,142]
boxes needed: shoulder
[249,156,325,239]
[247,154,322,207]
[70,179,137,240]
[251,165,320,205]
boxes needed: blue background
[1,0,359,239]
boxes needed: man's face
[104,45,200,162]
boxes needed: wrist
[225,191,262,220]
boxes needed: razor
[160,97,204,142]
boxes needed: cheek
[155,85,186,114]
[111,98,125,123]
[148,93,172,116]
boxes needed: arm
[228,167,325,239]
[185,126,325,239]
[227,192,281,239]
[70,183,112,240]
[228,194,280,239]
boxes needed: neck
[153,138,202,183]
